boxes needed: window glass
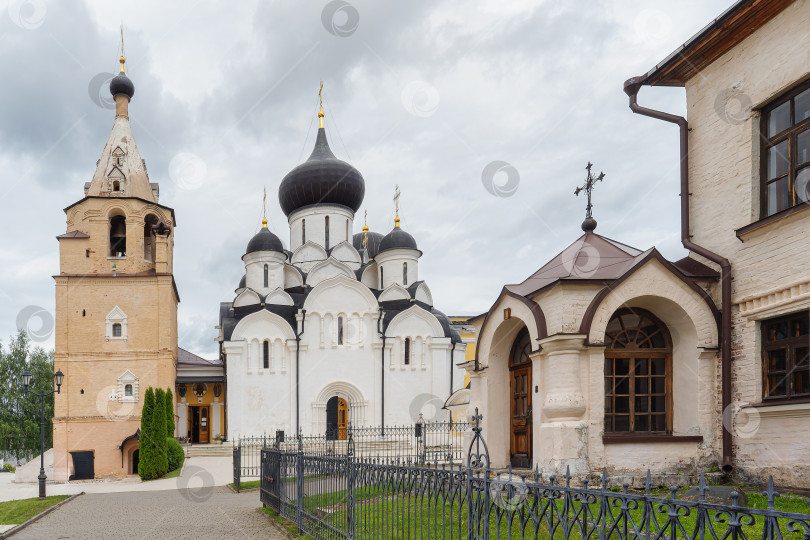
[767,141,789,180]
[125,384,133,396]
[762,312,810,400]
[796,168,810,204]
[798,129,810,165]
[768,101,791,137]
[767,177,791,215]
[112,323,122,337]
[795,88,810,124]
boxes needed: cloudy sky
[0,0,734,358]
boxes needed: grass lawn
[0,496,71,525]
[261,507,309,539]
[231,480,261,491]
[161,466,182,479]
[292,483,810,540]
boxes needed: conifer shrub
[138,387,156,480]
[152,388,169,476]
[166,437,185,471]
[165,388,175,437]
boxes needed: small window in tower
[404,338,411,365]
[403,262,408,286]
[263,340,269,369]
[264,265,269,288]
[346,219,349,241]
[112,323,122,337]
[302,219,306,244]
[380,267,384,288]
[124,384,133,397]
[113,180,120,192]
[109,214,127,257]
[85,249,90,258]
[325,216,330,249]
[338,316,344,345]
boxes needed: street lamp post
[20,369,63,500]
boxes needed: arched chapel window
[325,216,330,249]
[403,262,408,286]
[604,308,672,434]
[404,337,411,365]
[302,219,306,244]
[380,267,384,288]
[263,340,269,369]
[263,265,269,288]
[337,317,344,345]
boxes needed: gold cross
[262,187,267,219]
[362,210,368,249]
[393,185,401,227]
[319,80,323,108]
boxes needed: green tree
[0,332,54,460]
[152,388,168,476]
[138,387,156,479]
[164,388,174,438]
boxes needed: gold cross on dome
[393,185,401,227]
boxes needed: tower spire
[262,187,268,228]
[318,80,325,129]
[393,185,401,228]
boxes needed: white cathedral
[218,106,467,439]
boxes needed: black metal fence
[260,409,810,539]
[235,420,469,483]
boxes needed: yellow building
[52,57,179,480]
[176,349,226,444]
[446,315,484,420]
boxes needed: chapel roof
[505,232,648,298]
[178,347,220,366]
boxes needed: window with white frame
[106,306,128,340]
[118,370,139,402]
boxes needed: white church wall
[306,258,356,287]
[288,204,355,252]
[291,242,328,274]
[375,248,419,288]
[243,251,286,294]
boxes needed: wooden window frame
[760,78,810,218]
[604,308,673,435]
[761,312,810,401]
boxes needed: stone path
[13,487,285,539]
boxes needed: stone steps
[185,443,234,458]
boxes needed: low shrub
[166,437,185,472]
[3,463,15,473]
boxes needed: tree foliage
[138,387,156,479]
[152,388,168,476]
[164,388,174,438]
[0,331,55,460]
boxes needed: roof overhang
[640,0,796,87]
[176,376,225,383]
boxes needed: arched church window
[124,384,133,397]
[604,308,672,434]
[325,216,330,249]
[403,262,408,286]
[380,267,384,288]
[112,323,122,337]
[263,265,269,288]
[337,317,344,345]
[113,180,120,191]
[404,337,411,365]
[302,219,306,244]
[346,219,349,241]
[109,214,127,257]
[263,340,269,369]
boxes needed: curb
[0,492,84,539]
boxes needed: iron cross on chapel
[574,162,605,232]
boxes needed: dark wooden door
[199,406,209,443]
[510,364,532,468]
[337,398,348,440]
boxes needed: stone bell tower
[52,55,179,481]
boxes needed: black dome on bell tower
[278,127,365,217]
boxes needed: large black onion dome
[278,128,365,216]
[110,73,135,99]
[352,230,384,259]
[245,227,284,254]
[379,224,418,253]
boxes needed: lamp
[54,370,64,393]
[21,370,32,389]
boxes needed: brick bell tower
[53,54,178,481]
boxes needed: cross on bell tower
[574,162,605,232]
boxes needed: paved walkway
[13,487,285,539]
[0,456,233,502]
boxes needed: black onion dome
[110,73,135,99]
[245,227,284,254]
[379,225,418,253]
[278,128,365,217]
[352,231,384,259]
[238,274,246,289]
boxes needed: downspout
[624,77,733,473]
[377,309,386,436]
[295,308,306,434]
[449,345,454,422]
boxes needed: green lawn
[0,496,71,525]
[289,484,810,540]
[161,466,182,479]
[231,480,262,491]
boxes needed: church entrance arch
[326,396,348,440]
[509,327,532,468]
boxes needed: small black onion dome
[278,128,365,217]
[379,224,418,253]
[245,226,284,254]
[110,73,135,99]
[352,230,384,259]
[238,274,246,289]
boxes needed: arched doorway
[325,396,348,441]
[604,308,672,434]
[509,328,532,468]
[131,449,139,474]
